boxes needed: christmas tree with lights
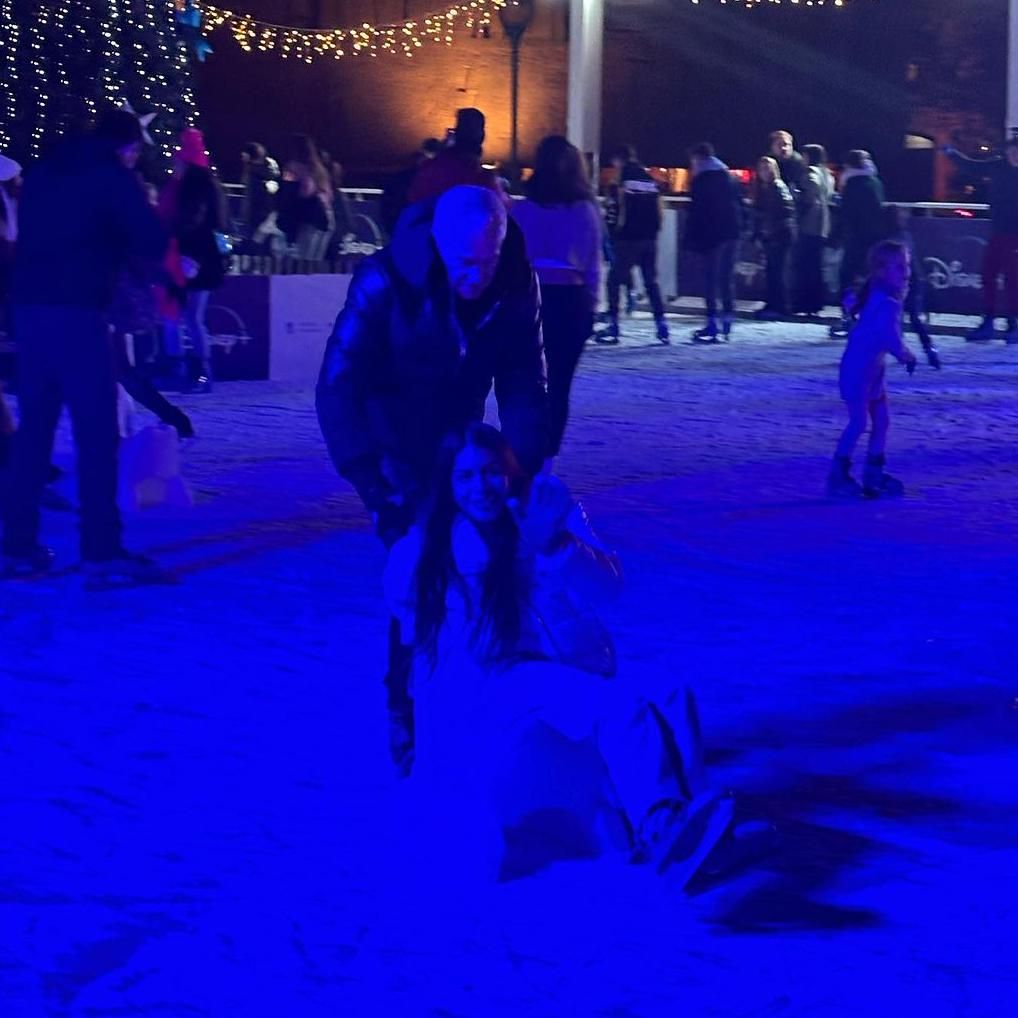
[0,0,201,170]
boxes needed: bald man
[316,185,548,772]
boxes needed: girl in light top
[828,240,918,499]
[511,137,602,466]
[385,422,740,885]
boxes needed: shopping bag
[118,424,193,511]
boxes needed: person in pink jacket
[827,240,918,499]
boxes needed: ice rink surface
[2,314,1017,1017]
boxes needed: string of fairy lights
[0,0,857,158]
[199,0,507,63]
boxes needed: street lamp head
[499,0,535,40]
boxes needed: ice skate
[654,791,736,888]
[655,317,671,344]
[1,544,55,580]
[829,316,852,338]
[966,316,996,342]
[594,318,620,345]
[83,550,176,591]
[691,321,720,344]
[826,456,862,499]
[862,454,905,500]
[720,316,734,340]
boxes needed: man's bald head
[432,186,508,301]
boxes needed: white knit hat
[0,153,22,182]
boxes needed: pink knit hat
[176,128,209,168]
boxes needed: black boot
[862,453,905,499]
[826,455,861,498]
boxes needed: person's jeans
[2,305,122,561]
[609,238,665,321]
[163,290,211,371]
[540,284,594,456]
[702,240,737,324]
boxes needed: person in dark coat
[831,149,886,336]
[945,139,1018,342]
[769,130,809,202]
[316,184,548,775]
[159,128,227,392]
[684,142,744,341]
[1,109,168,585]
[239,142,280,253]
[752,156,797,320]
[600,145,669,344]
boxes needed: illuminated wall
[195,0,568,178]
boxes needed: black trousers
[701,240,737,322]
[541,284,593,457]
[2,306,122,561]
[763,238,792,314]
[796,234,828,314]
[609,238,666,320]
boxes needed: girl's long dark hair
[526,135,595,206]
[413,423,529,666]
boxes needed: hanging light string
[199,0,506,62]
[0,0,18,151]
[689,1,850,6]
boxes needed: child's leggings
[836,395,889,459]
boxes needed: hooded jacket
[684,157,743,253]
[11,136,166,310]
[317,198,548,514]
[613,161,662,242]
[839,167,886,254]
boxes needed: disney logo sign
[922,257,983,291]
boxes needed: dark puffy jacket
[840,172,886,254]
[316,199,548,514]
[753,180,797,244]
[684,164,743,253]
[11,136,166,310]
[172,165,227,292]
[615,162,662,242]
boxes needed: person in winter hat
[158,127,227,392]
[1,108,168,586]
[944,138,1018,343]
[408,108,501,205]
[683,142,744,342]
[830,149,886,336]
[827,240,918,500]
[599,145,669,344]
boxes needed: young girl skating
[827,240,918,499]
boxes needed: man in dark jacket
[316,184,548,773]
[600,146,669,344]
[945,139,1018,342]
[684,143,744,341]
[1,110,168,585]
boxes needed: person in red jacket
[407,108,500,205]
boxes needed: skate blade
[658,793,736,888]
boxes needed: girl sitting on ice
[384,423,739,886]
[827,240,918,499]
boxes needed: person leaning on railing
[944,138,1018,344]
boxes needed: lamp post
[499,0,535,179]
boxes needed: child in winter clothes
[828,240,918,499]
